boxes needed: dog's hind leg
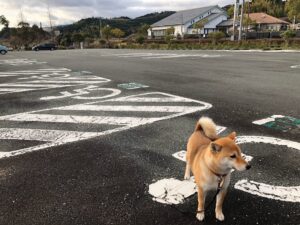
[184,162,191,180]
[196,187,206,221]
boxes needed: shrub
[136,35,145,44]
[208,32,225,45]
[281,30,296,46]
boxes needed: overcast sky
[1,0,233,28]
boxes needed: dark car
[32,43,57,51]
[0,45,8,55]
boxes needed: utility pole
[232,0,240,41]
[19,6,24,24]
[238,0,245,41]
[99,18,102,38]
[181,13,184,39]
[47,0,54,42]
[246,0,251,39]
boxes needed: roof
[217,19,233,27]
[151,5,220,27]
[188,13,226,28]
[248,13,290,24]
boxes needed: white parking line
[0,128,98,142]
[108,53,224,59]
[0,114,161,126]
[0,58,47,66]
[0,92,212,158]
[59,105,203,113]
[0,68,110,95]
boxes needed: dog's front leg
[196,186,206,221]
[215,188,228,221]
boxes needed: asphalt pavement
[0,49,299,225]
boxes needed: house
[148,5,228,38]
[216,12,291,36]
[246,13,290,31]
[216,19,234,35]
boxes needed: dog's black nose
[246,164,251,170]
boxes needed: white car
[0,45,8,55]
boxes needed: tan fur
[185,117,250,221]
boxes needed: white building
[148,5,228,38]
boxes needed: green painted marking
[262,116,300,133]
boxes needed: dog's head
[209,132,251,172]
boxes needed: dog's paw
[196,212,205,221]
[216,211,225,221]
[184,174,190,180]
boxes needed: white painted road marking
[235,180,300,203]
[108,53,224,59]
[1,114,162,126]
[291,65,300,69]
[117,82,149,90]
[150,135,300,204]
[0,58,47,66]
[253,115,285,125]
[0,92,212,159]
[149,178,197,205]
[59,105,203,113]
[0,68,70,77]
[40,87,121,101]
[0,68,110,95]
[0,128,98,142]
[235,136,300,203]
[172,150,253,164]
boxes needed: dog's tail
[195,117,218,140]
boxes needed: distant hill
[57,11,175,37]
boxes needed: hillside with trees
[226,0,299,20]
[55,11,175,46]
[0,11,175,49]
[1,0,299,49]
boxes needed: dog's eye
[230,154,236,159]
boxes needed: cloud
[0,0,232,27]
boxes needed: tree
[164,27,175,46]
[285,0,300,23]
[18,21,30,28]
[138,24,150,36]
[111,28,125,40]
[208,31,225,45]
[0,15,10,38]
[227,5,235,18]
[281,29,296,46]
[250,0,285,18]
[72,33,84,44]
[102,25,112,41]
[193,18,208,42]
[0,15,9,28]
[16,21,33,49]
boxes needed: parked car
[32,43,57,51]
[0,45,8,55]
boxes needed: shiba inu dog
[184,117,251,221]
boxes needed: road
[0,49,299,225]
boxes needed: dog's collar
[208,167,227,178]
[208,169,228,189]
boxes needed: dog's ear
[211,142,222,153]
[228,132,237,141]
